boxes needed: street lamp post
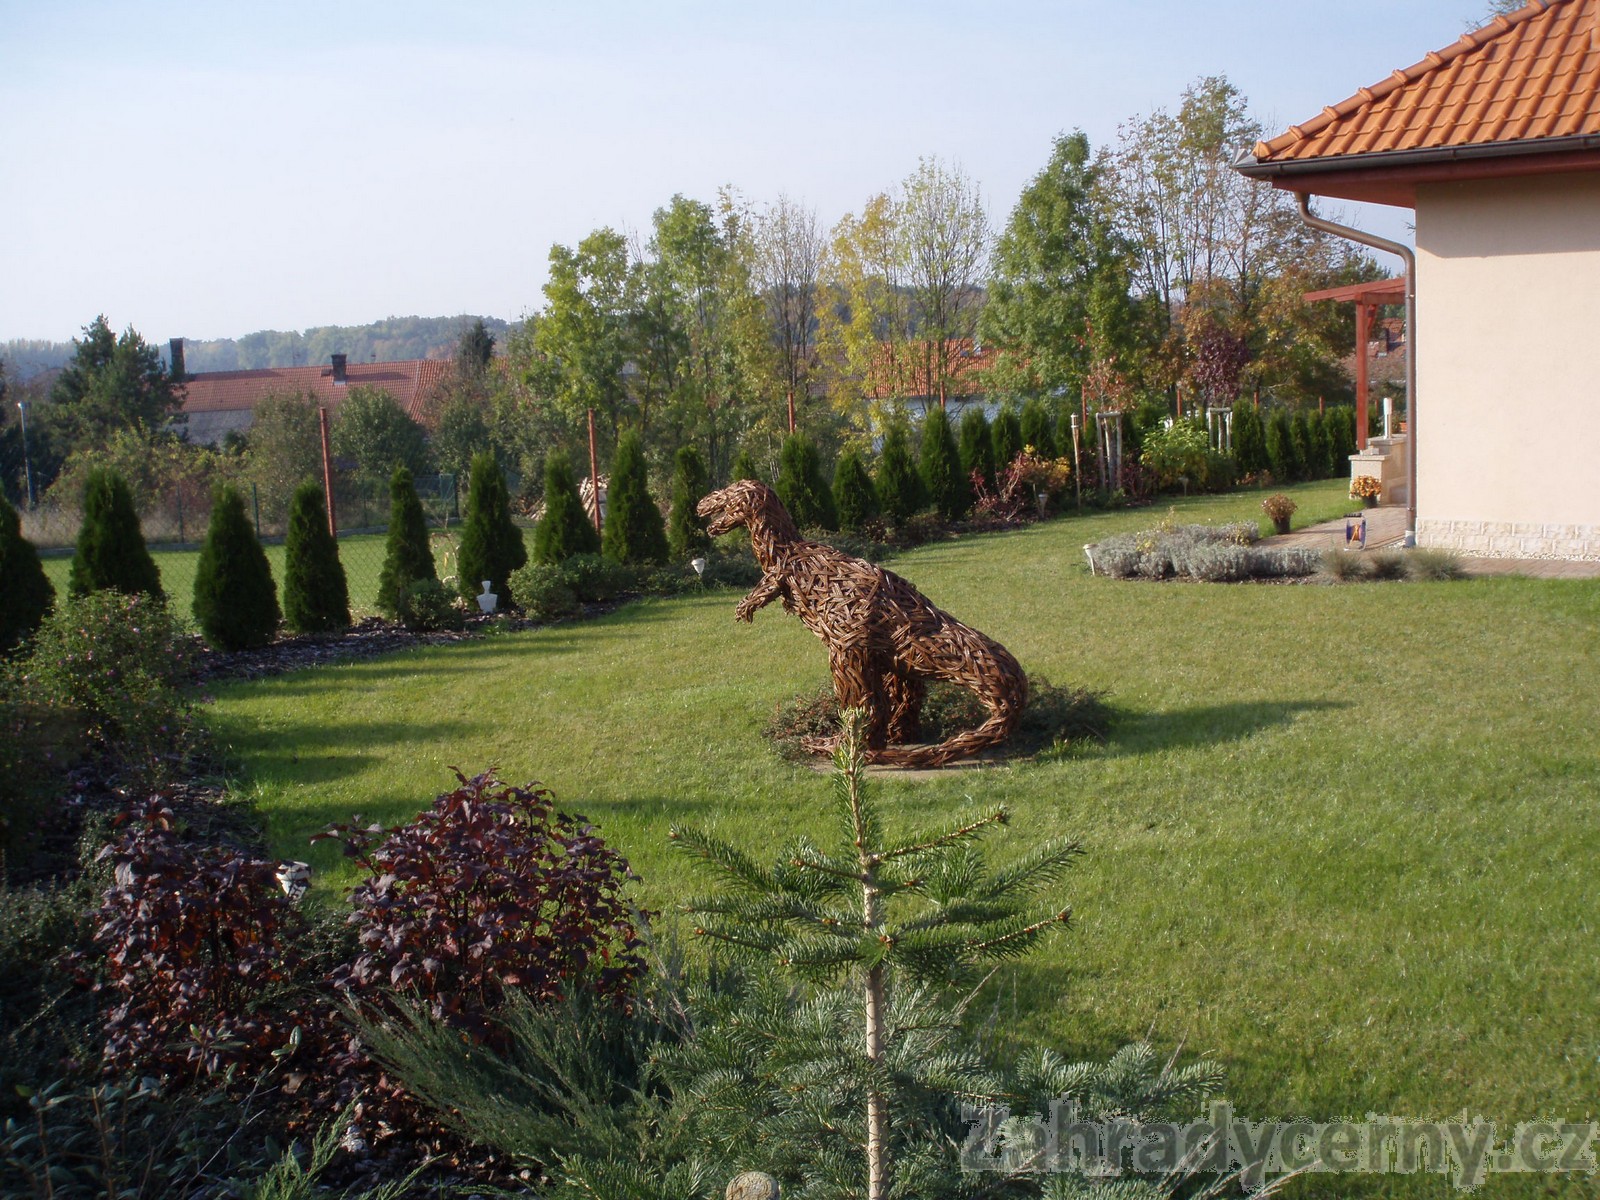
[16,400,35,509]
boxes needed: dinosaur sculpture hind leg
[866,627,1028,768]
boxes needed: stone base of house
[1418,518,1600,561]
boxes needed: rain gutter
[1295,194,1418,546]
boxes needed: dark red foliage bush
[86,799,303,1080]
[318,770,648,1043]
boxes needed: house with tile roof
[1236,0,1600,560]
[177,349,455,447]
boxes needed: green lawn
[207,479,1600,1199]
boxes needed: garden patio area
[207,478,1600,1200]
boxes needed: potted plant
[1350,475,1382,508]
[1262,493,1296,535]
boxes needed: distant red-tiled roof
[1240,0,1600,203]
[180,358,454,423]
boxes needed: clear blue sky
[1,0,1496,344]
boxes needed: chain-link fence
[23,472,535,617]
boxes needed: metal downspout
[1296,193,1418,546]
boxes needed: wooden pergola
[1303,276,1407,450]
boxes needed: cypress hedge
[457,453,528,598]
[377,467,438,617]
[875,420,924,525]
[959,405,997,495]
[68,468,163,599]
[193,484,280,651]
[1230,400,1268,476]
[1019,398,1057,459]
[1288,413,1312,482]
[0,494,54,654]
[1265,409,1296,482]
[832,446,879,533]
[534,450,601,564]
[667,445,711,558]
[602,431,669,566]
[282,482,350,633]
[776,432,836,531]
[991,404,1024,475]
[919,406,969,522]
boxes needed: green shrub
[1407,548,1466,581]
[875,420,924,525]
[730,445,762,483]
[458,452,529,599]
[601,431,669,567]
[991,403,1024,475]
[507,562,582,622]
[1367,550,1408,581]
[958,405,996,494]
[1306,410,1334,478]
[559,553,639,602]
[0,882,95,1119]
[1289,412,1312,482]
[918,406,969,521]
[396,578,466,631]
[17,591,201,786]
[667,445,711,558]
[775,432,837,531]
[0,493,54,655]
[1320,549,1369,581]
[1019,396,1057,458]
[1230,399,1268,476]
[281,481,350,633]
[67,467,163,600]
[191,484,281,651]
[376,466,438,617]
[534,449,601,565]
[831,446,878,532]
[1140,420,1210,490]
[1265,408,1296,482]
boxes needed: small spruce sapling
[457,453,528,599]
[192,484,280,651]
[0,493,54,654]
[666,445,711,558]
[601,431,669,566]
[672,709,1082,1200]
[377,466,438,617]
[282,481,350,633]
[533,450,601,564]
[68,468,163,599]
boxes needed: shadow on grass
[1101,700,1351,758]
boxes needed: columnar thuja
[671,709,1081,1200]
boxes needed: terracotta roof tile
[1254,0,1600,163]
[179,358,455,424]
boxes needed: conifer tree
[1288,413,1312,482]
[919,406,969,522]
[832,446,879,533]
[1018,397,1057,459]
[377,466,438,617]
[672,710,1082,1200]
[730,445,762,483]
[67,468,163,599]
[775,432,837,531]
[991,403,1024,475]
[667,445,711,558]
[1265,408,1296,482]
[457,453,528,598]
[282,482,350,633]
[533,450,601,565]
[958,406,997,495]
[875,420,923,525]
[192,484,280,651]
[1306,410,1333,479]
[1230,399,1268,476]
[601,431,669,566]
[0,493,54,654]
[1329,405,1357,463]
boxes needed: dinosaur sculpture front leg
[734,572,787,623]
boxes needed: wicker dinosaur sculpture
[697,480,1027,767]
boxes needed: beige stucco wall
[1414,172,1600,559]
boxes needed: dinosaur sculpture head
[697,479,791,539]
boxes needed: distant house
[177,346,454,446]
[1237,0,1600,560]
